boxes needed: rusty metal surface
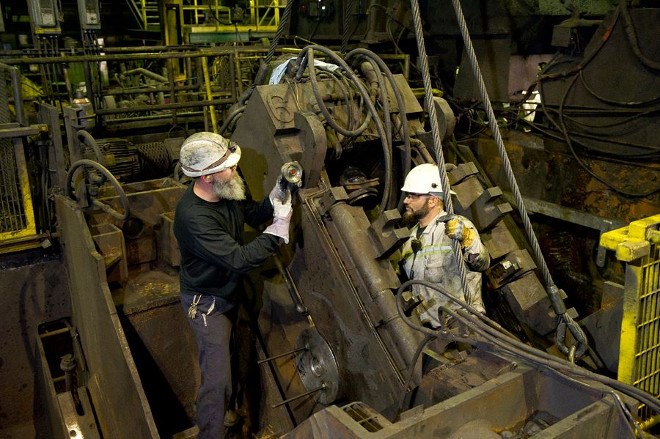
[262,201,409,421]
[35,320,101,439]
[502,272,561,337]
[91,223,128,284]
[92,178,186,228]
[229,66,600,434]
[123,295,199,427]
[579,281,624,373]
[54,194,159,438]
[0,250,70,437]
[158,212,180,267]
[473,131,659,226]
[284,362,637,438]
[89,178,186,266]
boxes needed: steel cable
[264,0,295,67]
[237,0,296,106]
[408,0,474,310]
[341,0,355,54]
[448,0,589,358]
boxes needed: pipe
[94,98,233,115]
[201,57,217,132]
[0,63,25,125]
[0,47,278,65]
[271,385,325,409]
[9,66,24,125]
[121,67,168,83]
[328,201,424,371]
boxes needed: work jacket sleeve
[243,197,275,229]
[185,210,279,274]
[463,233,490,273]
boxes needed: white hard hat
[179,132,242,177]
[401,163,444,195]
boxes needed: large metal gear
[295,328,340,405]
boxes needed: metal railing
[0,65,37,250]
[601,214,660,420]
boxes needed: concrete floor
[0,247,70,438]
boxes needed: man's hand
[264,197,292,244]
[445,215,476,248]
[269,176,290,204]
[272,197,292,221]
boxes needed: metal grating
[0,140,28,234]
[601,215,660,421]
[0,66,37,248]
[342,401,385,432]
[632,244,660,406]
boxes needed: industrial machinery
[0,0,658,438]
[40,40,657,438]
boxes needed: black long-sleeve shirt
[173,184,279,310]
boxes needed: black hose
[556,75,660,197]
[345,48,413,205]
[302,48,373,137]
[297,45,394,212]
[395,334,435,418]
[394,278,660,414]
[620,0,660,71]
[445,305,660,414]
[219,104,246,135]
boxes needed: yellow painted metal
[639,414,659,431]
[0,138,37,244]
[188,24,279,34]
[141,0,147,29]
[201,56,217,133]
[600,214,660,417]
[256,0,281,28]
[600,214,660,262]
[181,0,281,34]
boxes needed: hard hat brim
[182,144,241,177]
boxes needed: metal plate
[295,329,340,405]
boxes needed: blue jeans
[181,293,234,439]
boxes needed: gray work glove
[264,197,292,244]
[269,176,290,204]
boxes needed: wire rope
[446,0,590,357]
[408,0,474,311]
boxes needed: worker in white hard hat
[399,163,490,329]
[173,131,292,439]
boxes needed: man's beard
[401,199,430,227]
[212,172,246,201]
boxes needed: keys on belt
[187,294,216,326]
[188,294,201,319]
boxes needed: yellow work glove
[445,215,476,248]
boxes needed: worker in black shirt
[173,131,291,439]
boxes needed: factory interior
[0,0,658,437]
